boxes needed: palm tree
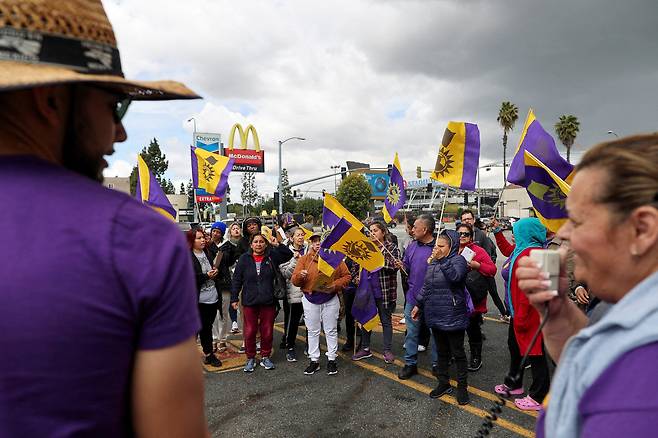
[497,101,519,184]
[555,115,580,163]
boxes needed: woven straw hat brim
[0,61,200,101]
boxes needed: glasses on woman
[458,232,472,237]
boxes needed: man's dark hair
[417,214,435,235]
[461,209,475,220]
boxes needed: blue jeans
[404,301,438,366]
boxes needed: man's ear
[30,86,71,127]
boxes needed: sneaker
[351,349,373,361]
[399,317,406,325]
[417,344,427,352]
[340,343,354,352]
[238,344,246,354]
[286,348,297,362]
[468,357,482,372]
[397,364,418,380]
[217,341,227,353]
[204,354,222,368]
[383,350,395,364]
[256,341,261,353]
[260,357,275,370]
[231,321,240,333]
[429,383,452,399]
[303,361,320,375]
[243,358,256,373]
[456,387,470,405]
[327,360,338,375]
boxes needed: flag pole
[437,185,450,233]
[368,233,408,276]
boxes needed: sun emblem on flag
[320,225,339,255]
[387,183,401,206]
[546,185,567,209]
[202,155,218,181]
[341,240,378,262]
[434,127,456,177]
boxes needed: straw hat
[0,0,200,100]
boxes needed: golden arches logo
[228,123,261,151]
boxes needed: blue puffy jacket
[416,229,468,331]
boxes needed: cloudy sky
[102,0,658,201]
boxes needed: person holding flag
[292,231,351,376]
[351,221,400,364]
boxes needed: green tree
[554,114,580,163]
[240,172,259,215]
[280,168,295,212]
[179,182,186,195]
[497,101,519,184]
[295,197,323,219]
[129,138,169,195]
[336,174,372,220]
[186,179,194,208]
[163,179,175,194]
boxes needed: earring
[630,246,639,256]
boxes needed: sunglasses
[113,97,132,123]
[458,232,472,237]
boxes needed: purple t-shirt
[536,341,658,437]
[0,156,201,437]
[402,239,434,307]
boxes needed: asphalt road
[203,227,539,438]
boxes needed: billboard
[363,172,390,200]
[223,123,265,172]
[194,132,222,203]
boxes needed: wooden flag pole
[367,233,408,277]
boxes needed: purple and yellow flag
[320,217,384,273]
[318,194,363,276]
[190,146,234,199]
[508,110,575,232]
[352,269,381,331]
[382,153,406,223]
[136,155,176,221]
[430,121,480,191]
[522,150,573,232]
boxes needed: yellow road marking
[272,325,535,437]
[273,322,537,418]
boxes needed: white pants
[302,294,339,361]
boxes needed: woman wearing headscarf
[517,135,658,437]
[494,218,551,411]
[411,230,469,405]
[230,233,293,373]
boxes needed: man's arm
[132,337,209,438]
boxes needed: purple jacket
[402,237,435,307]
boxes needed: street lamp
[330,165,340,193]
[607,130,619,138]
[187,118,199,222]
[278,136,305,214]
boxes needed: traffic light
[340,166,347,180]
[464,193,469,205]
[416,166,421,178]
[426,183,432,193]
[293,190,298,198]
[387,164,393,176]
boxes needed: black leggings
[284,302,304,348]
[433,328,467,387]
[198,302,218,355]
[506,318,550,402]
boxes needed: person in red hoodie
[456,223,497,372]
[492,217,550,411]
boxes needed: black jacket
[230,244,293,307]
[207,240,239,291]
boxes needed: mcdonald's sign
[223,123,265,172]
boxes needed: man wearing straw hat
[0,1,208,437]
